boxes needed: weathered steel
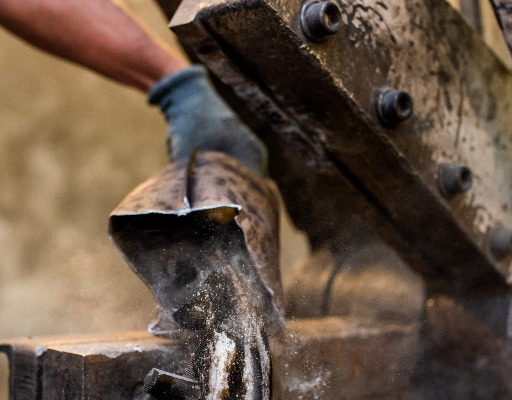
[109,151,284,337]
[437,163,473,199]
[0,319,421,400]
[162,0,512,293]
[109,151,285,398]
[143,368,200,399]
[375,88,414,127]
[0,331,195,400]
[300,0,342,42]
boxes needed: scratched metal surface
[295,0,512,238]
[0,321,420,399]
[165,0,512,291]
[490,0,512,52]
[109,151,284,336]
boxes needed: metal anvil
[1,319,420,399]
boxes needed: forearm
[0,0,189,91]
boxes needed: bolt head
[437,163,473,199]
[301,0,342,42]
[376,89,414,127]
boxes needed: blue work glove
[149,65,267,174]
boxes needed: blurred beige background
[0,0,510,398]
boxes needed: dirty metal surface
[160,0,512,292]
[0,331,195,400]
[109,151,285,398]
[110,151,285,398]
[0,319,420,400]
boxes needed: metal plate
[163,0,512,291]
[1,320,420,399]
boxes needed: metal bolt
[301,0,342,42]
[437,163,473,199]
[489,227,512,260]
[376,89,414,126]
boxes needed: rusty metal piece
[144,368,199,399]
[109,151,284,337]
[172,270,275,399]
[375,88,413,127]
[437,163,473,199]
[109,151,284,398]
[490,227,512,260]
[300,0,341,42]
[157,3,512,396]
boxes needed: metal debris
[109,151,285,398]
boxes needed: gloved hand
[149,65,268,174]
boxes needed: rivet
[489,227,512,260]
[437,163,473,199]
[376,89,414,126]
[301,0,342,42]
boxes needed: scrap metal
[109,151,285,398]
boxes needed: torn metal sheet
[109,151,283,334]
[0,332,194,400]
[109,151,284,398]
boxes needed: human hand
[149,65,267,174]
